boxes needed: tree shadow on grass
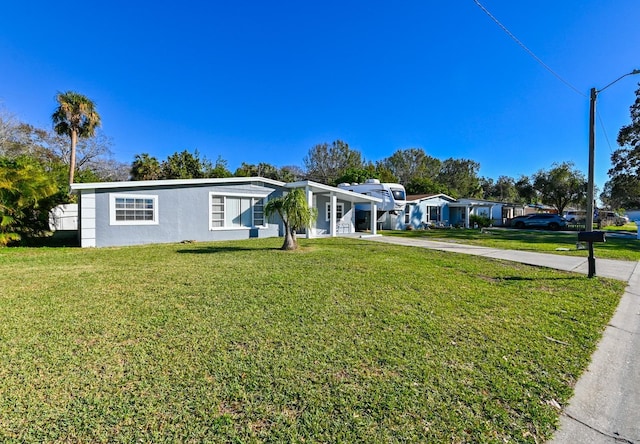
[500,275,585,281]
[177,245,281,254]
[10,232,80,248]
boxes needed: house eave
[70,176,287,192]
[286,180,383,204]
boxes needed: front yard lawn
[0,238,625,442]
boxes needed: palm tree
[264,188,317,250]
[52,91,101,185]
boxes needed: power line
[596,111,614,153]
[473,0,586,98]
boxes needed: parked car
[563,210,586,223]
[510,213,568,230]
[507,215,531,227]
[597,211,628,226]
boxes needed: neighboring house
[70,178,381,248]
[404,194,456,229]
[404,194,526,228]
[450,198,526,227]
[524,204,557,215]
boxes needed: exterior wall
[449,207,465,227]
[406,197,520,229]
[406,197,453,229]
[313,194,354,235]
[453,200,513,227]
[84,183,283,247]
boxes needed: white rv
[337,179,406,230]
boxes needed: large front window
[110,194,158,225]
[210,194,266,229]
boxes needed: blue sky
[1,1,639,188]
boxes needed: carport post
[305,186,313,239]
[330,193,337,237]
[370,203,377,235]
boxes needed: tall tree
[379,148,441,186]
[279,165,305,182]
[131,153,162,180]
[160,150,212,179]
[481,175,517,201]
[334,166,380,186]
[436,158,482,198]
[605,83,640,209]
[304,140,363,185]
[234,162,282,180]
[264,188,316,251]
[533,162,586,215]
[52,91,101,185]
[405,177,445,195]
[209,156,233,178]
[514,175,537,204]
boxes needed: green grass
[387,227,640,261]
[0,238,626,442]
[602,221,637,232]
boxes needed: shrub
[470,214,492,228]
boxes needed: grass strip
[386,227,640,261]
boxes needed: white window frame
[209,192,269,230]
[326,202,344,222]
[109,194,158,226]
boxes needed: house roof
[286,180,382,203]
[406,193,456,203]
[70,176,287,191]
[449,198,527,208]
[70,177,382,204]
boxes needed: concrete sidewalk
[364,235,640,443]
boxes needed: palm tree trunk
[281,222,298,250]
[68,130,78,185]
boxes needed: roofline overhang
[70,176,287,191]
[286,180,382,203]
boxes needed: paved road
[363,235,640,443]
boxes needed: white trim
[209,190,271,198]
[325,202,344,222]
[71,176,286,191]
[80,190,97,248]
[286,180,382,204]
[208,192,267,230]
[109,194,159,226]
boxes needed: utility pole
[584,69,639,278]
[585,87,597,277]
[586,87,597,234]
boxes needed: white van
[562,210,586,222]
